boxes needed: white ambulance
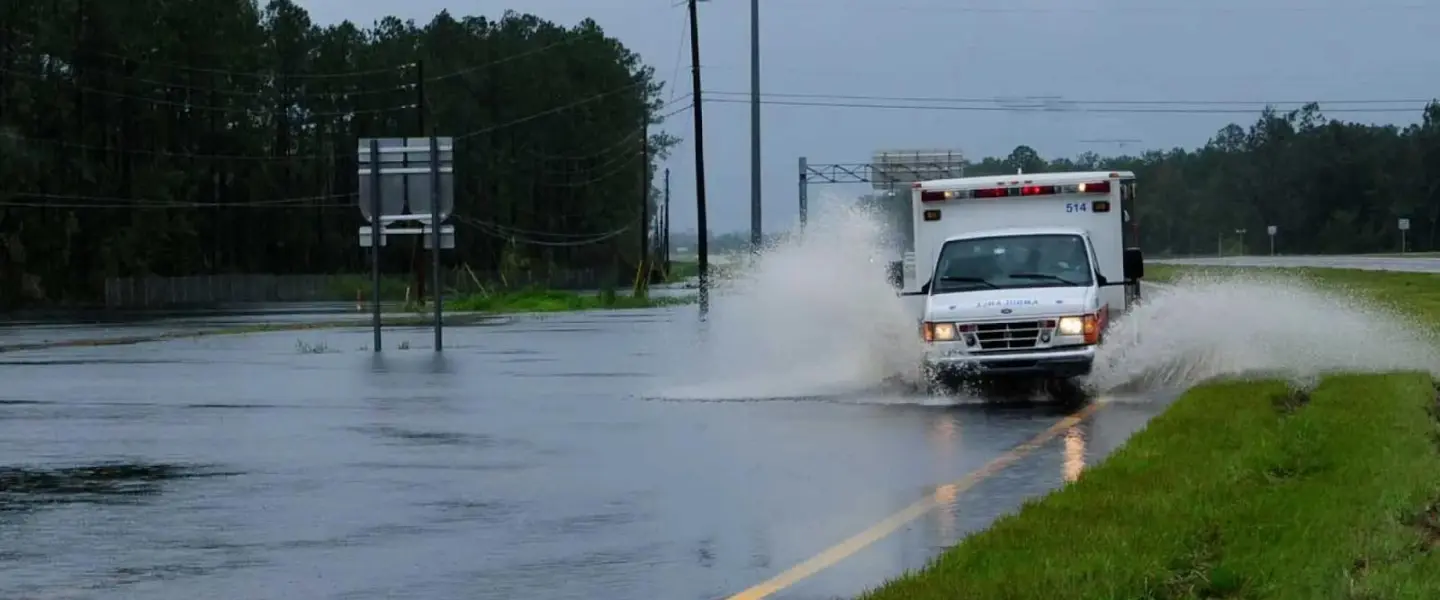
[892,171,1144,398]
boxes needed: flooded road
[0,306,1179,600]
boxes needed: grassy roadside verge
[1146,263,1440,322]
[446,289,694,313]
[859,372,1440,599]
[859,265,1440,598]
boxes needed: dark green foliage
[966,103,1440,258]
[0,1,679,308]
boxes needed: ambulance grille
[974,320,1042,350]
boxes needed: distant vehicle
[890,170,1144,400]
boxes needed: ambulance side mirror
[1123,247,1144,280]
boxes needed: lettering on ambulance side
[974,298,1038,308]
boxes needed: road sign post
[358,136,457,352]
[368,140,382,351]
[1399,218,1410,253]
[1267,225,1277,256]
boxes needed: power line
[424,39,580,82]
[529,128,647,162]
[8,31,416,79]
[0,192,357,209]
[541,151,647,187]
[455,214,635,246]
[666,10,691,106]
[762,1,1438,13]
[4,91,682,163]
[703,90,1439,107]
[6,36,602,103]
[1,64,416,100]
[704,97,1432,114]
[453,82,653,140]
[462,214,638,240]
[0,131,341,162]
[0,67,416,116]
[659,100,694,121]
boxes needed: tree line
[0,0,679,308]
[962,102,1440,257]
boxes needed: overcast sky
[294,0,1440,235]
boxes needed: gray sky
[296,0,1440,235]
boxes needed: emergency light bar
[920,180,1110,202]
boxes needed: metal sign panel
[357,137,455,222]
[868,149,966,190]
[1267,225,1277,235]
[1399,218,1411,231]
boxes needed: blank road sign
[357,137,455,222]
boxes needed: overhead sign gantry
[797,149,967,227]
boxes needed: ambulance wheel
[919,363,949,396]
[1044,377,1089,407]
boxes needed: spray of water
[654,196,927,400]
[1086,269,1440,393]
[650,194,1440,402]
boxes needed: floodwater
[0,304,1179,600]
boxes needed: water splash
[654,197,927,400]
[1086,269,1440,393]
[650,205,1439,402]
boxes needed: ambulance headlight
[1057,316,1085,336]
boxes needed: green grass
[664,260,699,282]
[446,288,694,314]
[859,373,1440,600]
[660,258,741,283]
[859,264,1440,599]
[1147,263,1440,323]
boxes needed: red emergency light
[919,181,1111,201]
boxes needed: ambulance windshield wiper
[1007,272,1081,286]
[938,276,1000,290]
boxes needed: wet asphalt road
[1,293,1182,599]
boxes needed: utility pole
[413,60,427,303]
[639,128,650,284]
[688,0,710,316]
[663,168,672,274]
[749,0,762,253]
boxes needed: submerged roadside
[0,289,697,353]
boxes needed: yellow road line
[726,401,1104,600]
